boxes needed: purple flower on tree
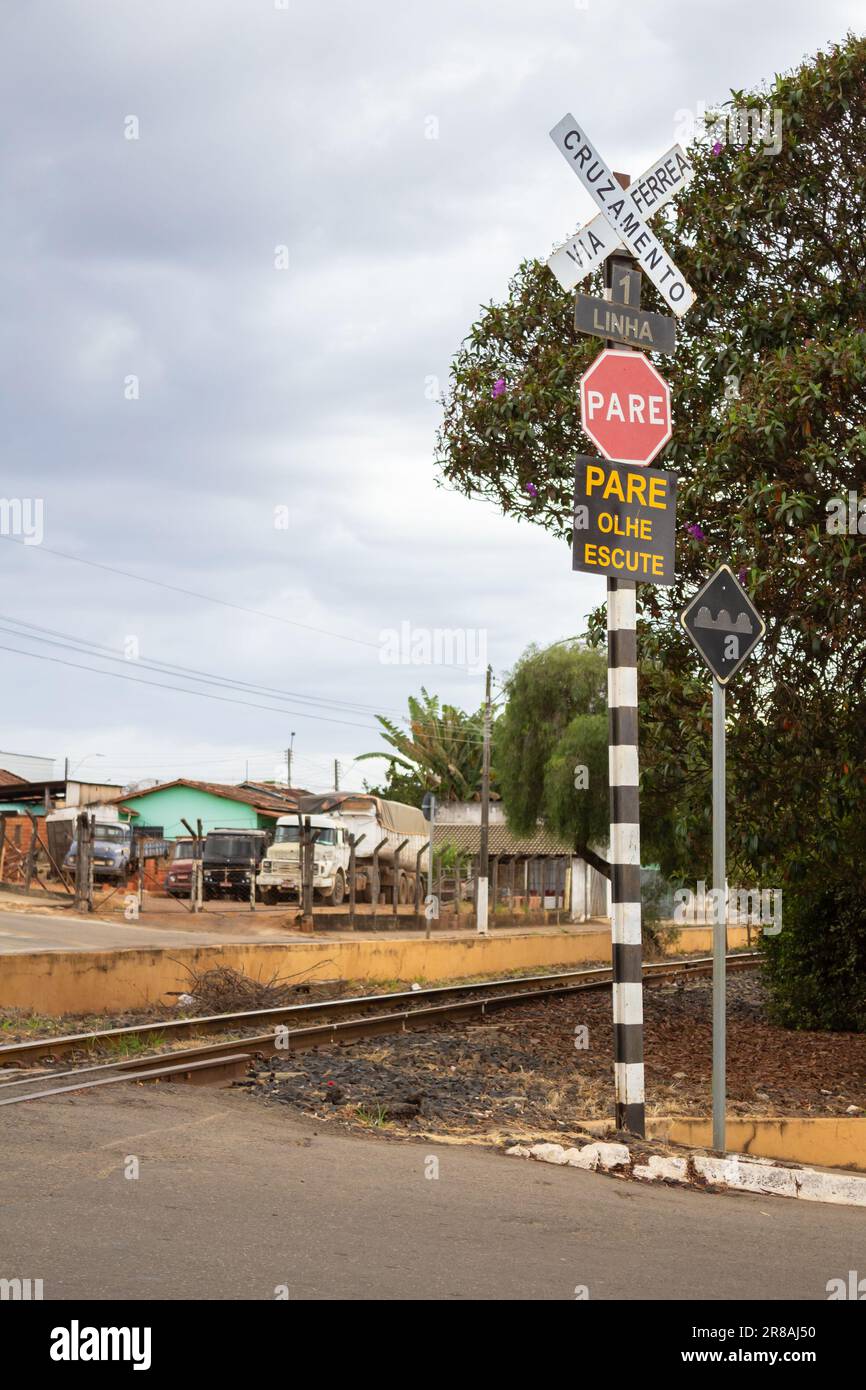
[686,523,706,541]
[738,568,747,584]
[711,141,723,157]
[525,482,538,498]
[492,377,506,399]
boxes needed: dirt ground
[244,974,866,1140]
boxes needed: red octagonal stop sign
[580,348,672,466]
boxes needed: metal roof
[108,779,311,820]
[432,822,573,857]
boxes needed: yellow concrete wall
[0,926,750,1016]
[649,1116,866,1172]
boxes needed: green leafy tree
[358,689,489,805]
[496,643,610,875]
[435,37,866,1026]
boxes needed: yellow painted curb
[0,926,750,1015]
[647,1115,866,1173]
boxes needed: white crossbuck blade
[547,141,693,292]
[548,114,696,316]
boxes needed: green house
[113,780,307,840]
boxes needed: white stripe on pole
[608,665,638,707]
[611,901,643,943]
[614,1061,647,1102]
[610,823,641,864]
[612,982,644,1023]
[609,744,639,786]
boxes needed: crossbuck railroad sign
[548,114,695,316]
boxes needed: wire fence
[0,811,577,930]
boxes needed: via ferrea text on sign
[549,114,695,316]
[572,456,678,585]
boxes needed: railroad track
[0,950,760,1106]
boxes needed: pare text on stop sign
[584,389,667,426]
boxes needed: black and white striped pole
[607,573,645,1136]
[604,241,645,1136]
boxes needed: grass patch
[355,1102,390,1129]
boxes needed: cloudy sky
[0,0,860,794]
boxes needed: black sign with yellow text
[571,455,678,585]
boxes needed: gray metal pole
[477,664,492,934]
[426,798,436,940]
[712,677,726,1152]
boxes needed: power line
[0,535,500,672]
[0,641,384,731]
[0,615,494,748]
[0,614,406,719]
[0,533,380,650]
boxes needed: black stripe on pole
[612,863,642,904]
[612,942,643,980]
[608,627,637,667]
[613,1024,645,1064]
[610,706,639,747]
[611,785,640,823]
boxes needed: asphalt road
[1,1085,864,1300]
[0,906,295,951]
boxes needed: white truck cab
[257,813,350,905]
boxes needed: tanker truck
[257,794,428,906]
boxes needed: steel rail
[0,952,760,1105]
[0,950,760,1068]
[0,1053,253,1107]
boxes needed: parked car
[164,837,197,897]
[202,828,271,901]
[64,821,133,885]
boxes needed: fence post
[24,812,39,893]
[436,856,443,931]
[348,833,357,930]
[74,810,93,913]
[392,838,409,924]
[371,837,388,925]
[301,817,313,922]
[414,843,428,926]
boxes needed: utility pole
[286,732,295,788]
[334,759,340,791]
[477,663,492,935]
